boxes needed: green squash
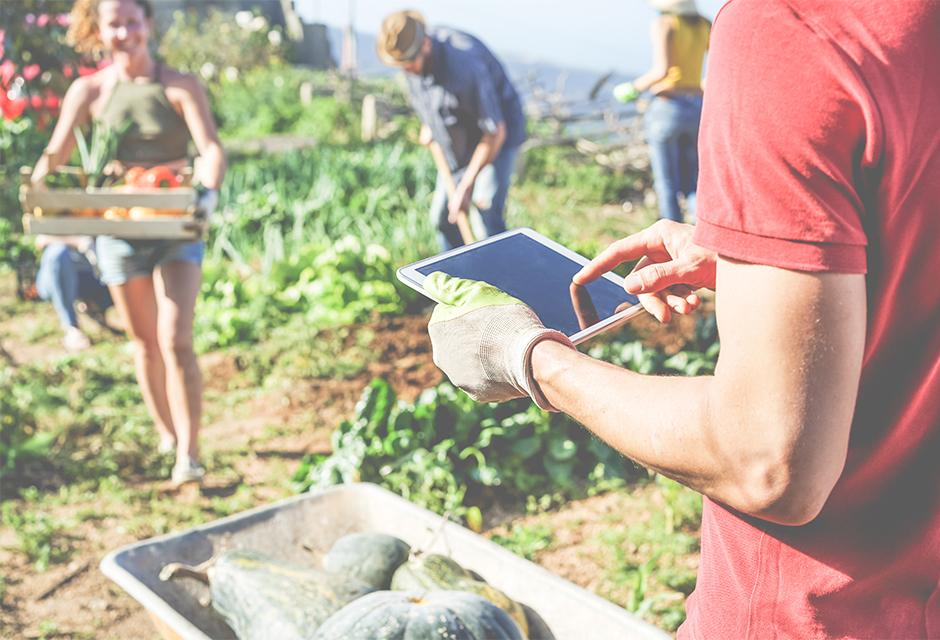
[313,590,524,640]
[322,532,411,589]
[196,550,373,640]
[390,554,529,635]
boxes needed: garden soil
[0,278,698,639]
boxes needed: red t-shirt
[685,1,940,638]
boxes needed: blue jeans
[36,244,112,329]
[644,94,703,222]
[431,144,520,251]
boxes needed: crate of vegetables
[21,164,203,240]
[101,483,669,640]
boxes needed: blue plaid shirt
[406,27,527,171]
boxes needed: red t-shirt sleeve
[693,0,877,274]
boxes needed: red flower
[0,60,14,88]
[0,94,26,120]
[22,64,41,81]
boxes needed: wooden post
[361,94,377,142]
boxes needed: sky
[295,0,727,74]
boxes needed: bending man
[378,10,526,250]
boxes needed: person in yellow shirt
[615,0,710,222]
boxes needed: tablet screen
[415,233,639,337]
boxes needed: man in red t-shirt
[424,0,940,637]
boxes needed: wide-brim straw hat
[377,10,427,66]
[649,0,700,16]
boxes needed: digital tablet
[397,228,644,345]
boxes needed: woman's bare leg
[154,261,202,466]
[108,277,176,445]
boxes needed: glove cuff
[516,329,575,412]
[479,306,575,409]
[195,187,219,220]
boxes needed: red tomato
[124,166,147,187]
[141,166,181,189]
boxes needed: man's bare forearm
[530,341,735,499]
[530,338,838,526]
[460,125,505,185]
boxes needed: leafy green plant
[0,371,56,488]
[72,121,128,188]
[490,523,554,561]
[588,315,719,376]
[37,619,60,640]
[1,491,71,571]
[596,475,702,631]
[0,349,168,492]
[196,234,415,352]
[293,378,639,519]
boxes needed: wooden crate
[20,183,203,240]
[22,214,205,240]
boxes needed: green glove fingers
[613,81,640,104]
[425,272,523,324]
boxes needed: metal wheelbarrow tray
[101,482,669,640]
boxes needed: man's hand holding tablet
[424,272,575,411]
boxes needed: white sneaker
[63,327,91,352]
[171,457,206,485]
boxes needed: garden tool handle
[428,141,476,245]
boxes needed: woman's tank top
[96,62,191,165]
[651,15,710,95]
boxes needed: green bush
[211,67,364,143]
[159,8,289,83]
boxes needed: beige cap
[377,10,427,65]
[649,0,700,16]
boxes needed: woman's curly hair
[67,0,154,56]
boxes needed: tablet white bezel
[396,228,645,345]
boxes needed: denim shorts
[95,236,205,286]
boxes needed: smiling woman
[28,0,226,486]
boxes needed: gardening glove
[425,272,575,411]
[613,81,640,103]
[195,187,219,220]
